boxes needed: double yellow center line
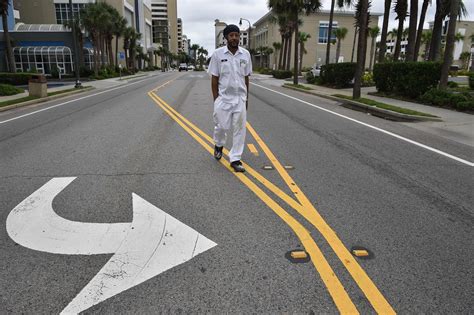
[147,80,395,314]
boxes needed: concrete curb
[282,85,442,122]
[0,86,95,112]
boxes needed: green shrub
[447,81,458,88]
[373,62,441,99]
[320,62,356,88]
[0,72,35,85]
[0,83,24,96]
[362,72,375,87]
[260,68,273,75]
[469,73,474,89]
[305,71,318,84]
[272,69,292,79]
[420,88,473,110]
[50,66,59,79]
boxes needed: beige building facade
[150,0,178,53]
[252,10,381,69]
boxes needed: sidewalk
[0,71,161,103]
[252,73,474,148]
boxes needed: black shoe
[214,145,223,160]
[230,161,245,172]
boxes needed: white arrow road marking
[6,177,217,314]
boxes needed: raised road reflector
[284,165,295,170]
[352,249,369,257]
[262,165,274,170]
[290,251,308,259]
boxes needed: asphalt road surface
[1,71,473,314]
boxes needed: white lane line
[252,83,474,167]
[0,74,167,125]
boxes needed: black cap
[223,24,240,38]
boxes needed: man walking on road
[208,24,252,172]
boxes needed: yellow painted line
[151,94,305,214]
[147,91,359,314]
[290,251,308,259]
[246,123,395,314]
[247,143,259,156]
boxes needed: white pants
[213,97,247,163]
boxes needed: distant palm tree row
[266,0,470,97]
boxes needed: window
[55,3,86,24]
[318,21,338,44]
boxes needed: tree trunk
[286,31,292,71]
[378,0,391,63]
[429,0,443,61]
[115,36,119,66]
[299,42,303,75]
[353,0,369,99]
[2,13,16,73]
[414,0,429,61]
[351,26,358,62]
[108,39,113,67]
[78,34,84,68]
[405,0,418,61]
[325,0,335,65]
[281,36,288,69]
[293,21,299,84]
[259,50,263,68]
[278,35,284,69]
[440,0,459,89]
[93,38,99,76]
[370,37,376,71]
[336,39,341,63]
[394,18,405,61]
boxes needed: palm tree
[440,0,460,89]
[378,0,392,62]
[351,26,358,62]
[393,0,408,61]
[405,0,418,61]
[429,0,468,61]
[421,30,432,60]
[414,0,431,61]
[454,32,465,43]
[190,44,200,65]
[1,0,15,72]
[298,32,311,74]
[325,0,351,66]
[334,27,348,63]
[470,34,474,72]
[459,51,470,70]
[113,15,127,67]
[268,0,322,85]
[81,3,104,75]
[272,42,282,70]
[257,46,266,68]
[265,47,274,68]
[353,0,371,99]
[368,26,380,71]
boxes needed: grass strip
[333,94,438,118]
[284,83,313,90]
[0,87,89,108]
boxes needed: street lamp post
[68,0,81,88]
[239,18,251,51]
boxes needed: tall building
[182,34,189,55]
[150,0,178,53]
[177,18,182,52]
[214,19,227,48]
[252,10,381,69]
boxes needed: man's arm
[211,75,219,101]
[245,76,249,110]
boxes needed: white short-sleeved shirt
[208,46,252,105]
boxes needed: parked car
[188,65,195,71]
[179,63,188,71]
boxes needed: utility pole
[69,0,82,88]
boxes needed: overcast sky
[177,0,473,55]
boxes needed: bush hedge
[0,84,24,96]
[420,88,474,111]
[0,73,35,85]
[272,70,292,79]
[305,71,318,84]
[469,73,474,89]
[320,62,356,88]
[373,62,441,99]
